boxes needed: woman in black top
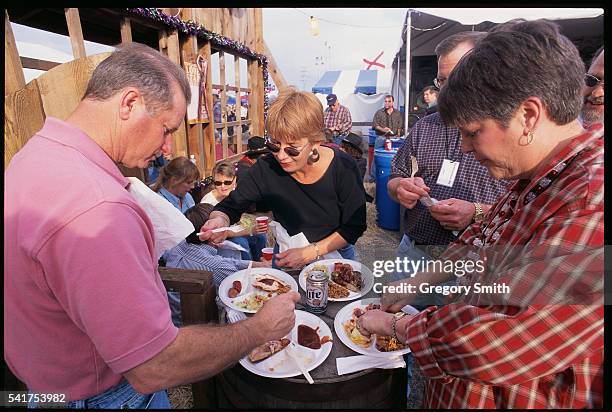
[199,88,366,269]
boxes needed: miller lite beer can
[384,138,392,151]
[306,270,329,314]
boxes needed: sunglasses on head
[584,73,604,88]
[265,137,310,157]
[214,179,235,186]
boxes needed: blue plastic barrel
[368,128,377,146]
[374,148,400,231]
[390,138,405,149]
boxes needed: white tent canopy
[391,8,604,119]
[312,69,394,127]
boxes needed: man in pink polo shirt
[4,42,299,409]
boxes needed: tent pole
[404,9,412,135]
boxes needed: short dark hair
[422,86,438,95]
[434,31,487,58]
[184,203,215,244]
[84,42,190,115]
[438,20,583,128]
[384,94,394,101]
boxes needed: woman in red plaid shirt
[358,20,603,409]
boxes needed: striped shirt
[165,240,250,287]
[390,112,510,245]
[403,124,604,409]
[324,104,352,135]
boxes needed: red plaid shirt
[404,124,604,408]
[324,104,352,134]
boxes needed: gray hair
[438,19,584,128]
[590,46,604,66]
[434,31,487,58]
[422,86,438,95]
[83,42,191,114]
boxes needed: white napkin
[126,177,195,259]
[422,197,459,236]
[218,240,248,252]
[336,355,406,375]
[269,221,342,259]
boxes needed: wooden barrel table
[216,270,408,409]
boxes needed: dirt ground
[168,182,426,409]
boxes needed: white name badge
[436,159,460,187]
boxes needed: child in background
[201,162,268,260]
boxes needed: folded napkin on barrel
[336,355,406,375]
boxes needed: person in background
[5,42,299,409]
[201,162,268,261]
[200,87,366,268]
[372,94,404,137]
[388,31,509,282]
[580,46,604,127]
[422,86,439,115]
[340,132,373,203]
[236,135,270,180]
[362,19,603,409]
[152,156,198,214]
[146,150,172,185]
[324,93,352,142]
[164,203,271,326]
[213,93,222,142]
[340,133,367,181]
[151,157,200,325]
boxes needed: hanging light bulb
[309,16,320,36]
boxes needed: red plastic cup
[255,216,269,233]
[255,216,269,230]
[262,247,274,261]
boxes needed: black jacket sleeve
[335,152,367,244]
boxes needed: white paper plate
[218,268,298,313]
[333,298,417,357]
[298,259,374,302]
[239,310,333,378]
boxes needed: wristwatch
[473,202,484,223]
[391,312,407,342]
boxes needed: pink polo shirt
[4,117,179,401]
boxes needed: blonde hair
[213,161,236,179]
[266,87,325,144]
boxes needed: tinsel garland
[126,8,270,122]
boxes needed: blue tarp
[311,70,341,95]
[355,70,378,94]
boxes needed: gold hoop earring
[308,148,320,164]
[519,130,534,146]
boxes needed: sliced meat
[252,274,289,293]
[248,338,290,363]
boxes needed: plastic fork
[226,307,247,323]
[234,261,254,301]
[285,342,314,384]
